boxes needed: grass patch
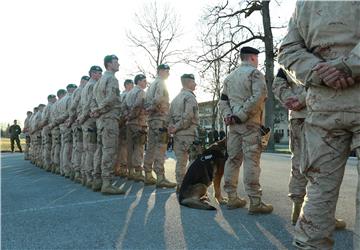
[1,138,26,152]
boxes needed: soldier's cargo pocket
[135,129,147,144]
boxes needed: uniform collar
[241,61,254,67]
[181,88,196,97]
[104,70,114,76]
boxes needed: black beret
[104,54,118,64]
[157,64,170,70]
[47,94,56,100]
[240,46,260,55]
[81,75,90,81]
[66,83,77,89]
[134,74,146,84]
[89,66,103,72]
[124,79,134,85]
[57,89,67,97]
[181,73,195,81]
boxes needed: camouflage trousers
[173,134,194,185]
[82,118,97,178]
[143,120,168,175]
[32,132,42,165]
[127,125,146,171]
[24,135,30,160]
[288,118,307,202]
[60,126,72,175]
[115,124,128,171]
[93,119,102,179]
[41,126,52,169]
[294,112,360,249]
[97,116,119,180]
[356,147,360,250]
[71,123,83,173]
[223,122,262,197]
[51,127,61,168]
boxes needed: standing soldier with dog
[169,74,199,192]
[219,46,273,214]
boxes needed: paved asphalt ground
[1,152,358,249]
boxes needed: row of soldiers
[23,56,200,194]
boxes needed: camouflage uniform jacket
[278,1,360,113]
[219,61,268,125]
[145,76,169,122]
[55,94,72,129]
[80,78,97,120]
[169,88,199,137]
[272,68,307,120]
[125,85,147,127]
[41,102,54,127]
[93,70,121,119]
[69,85,84,120]
[24,115,32,135]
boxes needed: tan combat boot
[156,174,176,188]
[335,219,346,230]
[248,196,273,215]
[226,194,247,210]
[51,164,56,173]
[118,168,128,178]
[127,168,136,181]
[101,179,125,195]
[81,175,87,186]
[133,170,145,182]
[92,178,102,192]
[291,201,303,225]
[74,171,82,184]
[144,172,157,185]
[86,176,93,189]
[114,165,121,177]
[69,170,75,181]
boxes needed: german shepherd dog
[178,139,227,210]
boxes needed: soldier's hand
[314,63,355,90]
[90,111,99,118]
[168,126,176,134]
[224,115,235,125]
[285,97,304,111]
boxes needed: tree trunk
[262,0,275,152]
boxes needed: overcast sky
[0,0,296,127]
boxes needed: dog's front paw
[216,196,228,205]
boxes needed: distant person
[9,120,22,153]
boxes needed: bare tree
[199,0,284,152]
[198,21,240,133]
[127,1,185,77]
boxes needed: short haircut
[240,54,254,61]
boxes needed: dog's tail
[180,198,216,210]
